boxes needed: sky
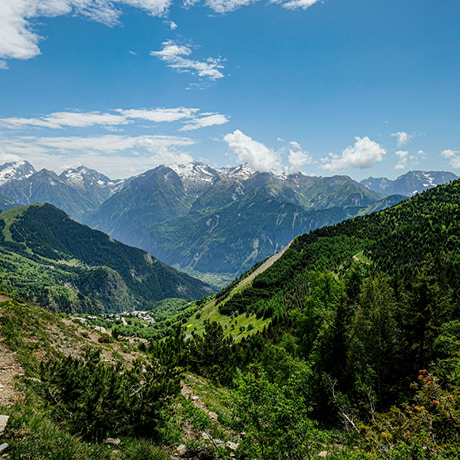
[0,0,459,180]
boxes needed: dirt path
[235,240,293,290]
[0,341,24,406]
[0,294,24,406]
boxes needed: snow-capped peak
[0,161,36,186]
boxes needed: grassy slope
[0,294,240,459]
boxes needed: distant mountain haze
[361,170,458,196]
[0,160,456,277]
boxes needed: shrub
[38,348,181,441]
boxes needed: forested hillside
[165,179,460,458]
[0,204,214,313]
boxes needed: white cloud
[0,151,21,164]
[0,134,195,178]
[35,134,195,153]
[205,0,259,14]
[321,136,386,171]
[442,149,460,169]
[151,40,224,81]
[180,113,229,131]
[117,107,199,123]
[224,130,281,173]
[0,111,128,129]
[391,131,415,147]
[442,149,456,159]
[1,0,328,66]
[394,150,409,170]
[0,107,230,130]
[271,0,322,10]
[0,60,9,70]
[183,0,200,6]
[286,141,312,174]
[0,0,172,62]
[203,0,321,12]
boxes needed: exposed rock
[226,441,239,451]
[0,416,8,434]
[208,411,218,421]
[104,438,120,446]
[0,443,8,454]
[177,444,187,456]
[317,451,328,457]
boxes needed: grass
[1,403,170,460]
[0,206,26,242]
[353,251,372,264]
[185,296,270,341]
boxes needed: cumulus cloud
[151,40,224,81]
[321,136,386,171]
[0,60,9,70]
[285,141,312,174]
[180,113,229,131]
[224,130,282,173]
[442,149,460,169]
[0,107,228,130]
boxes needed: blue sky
[0,0,459,180]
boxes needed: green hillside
[0,203,215,313]
[163,179,460,458]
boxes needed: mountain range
[360,170,458,196]
[84,163,403,277]
[0,160,457,280]
[0,161,127,219]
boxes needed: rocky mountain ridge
[0,162,127,219]
[361,170,458,196]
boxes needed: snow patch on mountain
[0,161,36,186]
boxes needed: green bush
[38,348,181,441]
